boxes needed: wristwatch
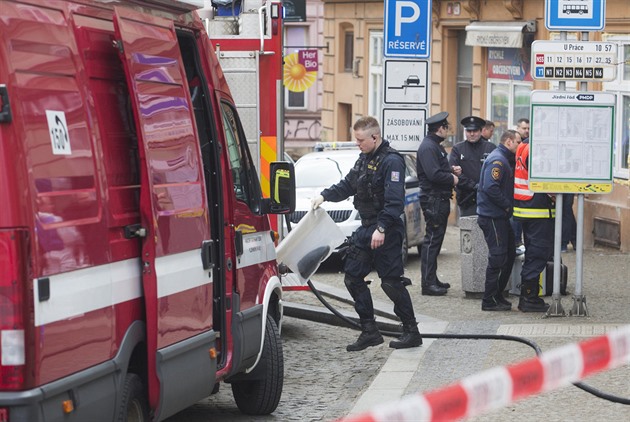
[377,226,386,234]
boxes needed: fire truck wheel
[119,373,150,422]
[231,314,284,415]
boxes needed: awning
[465,21,536,48]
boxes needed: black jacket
[448,139,496,207]
[476,144,515,219]
[321,141,405,230]
[416,133,454,197]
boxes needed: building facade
[321,0,629,251]
[284,0,325,158]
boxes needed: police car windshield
[295,156,353,188]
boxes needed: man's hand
[311,194,325,210]
[451,165,462,176]
[371,229,385,249]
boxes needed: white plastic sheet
[276,208,346,282]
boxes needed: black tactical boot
[518,279,550,312]
[389,322,423,349]
[347,319,384,352]
[496,294,512,307]
[436,278,451,289]
[421,281,447,296]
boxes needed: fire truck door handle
[235,230,244,257]
[0,85,12,123]
[201,240,215,270]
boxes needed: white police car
[286,143,424,265]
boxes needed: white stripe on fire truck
[33,258,142,327]
[155,249,211,298]
[236,231,277,269]
[33,241,273,326]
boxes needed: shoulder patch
[391,171,400,182]
[491,167,501,181]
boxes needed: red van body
[0,1,293,420]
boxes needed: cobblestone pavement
[167,225,630,421]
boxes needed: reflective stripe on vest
[513,206,555,218]
[514,143,532,200]
[514,176,534,199]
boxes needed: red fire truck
[0,0,294,420]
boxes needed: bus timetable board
[531,41,617,81]
[529,90,615,194]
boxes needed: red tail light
[0,230,27,390]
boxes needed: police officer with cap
[312,116,422,351]
[448,116,496,217]
[417,112,460,296]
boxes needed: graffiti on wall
[284,118,321,141]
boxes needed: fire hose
[305,279,630,405]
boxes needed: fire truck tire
[231,314,284,415]
[118,373,150,422]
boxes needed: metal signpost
[535,0,613,317]
[382,0,432,152]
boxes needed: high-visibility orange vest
[513,142,555,219]
[514,142,533,201]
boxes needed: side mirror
[264,161,295,214]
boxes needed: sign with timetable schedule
[531,41,617,82]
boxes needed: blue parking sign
[384,0,432,58]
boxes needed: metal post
[546,193,565,316]
[570,31,591,316]
[545,31,568,318]
[571,194,589,316]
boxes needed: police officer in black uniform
[477,130,519,311]
[416,112,459,296]
[312,116,422,351]
[448,116,496,217]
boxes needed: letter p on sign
[396,1,420,36]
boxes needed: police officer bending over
[416,112,459,296]
[312,116,422,351]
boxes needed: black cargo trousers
[343,222,415,325]
[419,194,451,286]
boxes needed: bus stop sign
[545,0,606,31]
[384,0,432,58]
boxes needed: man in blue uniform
[448,116,496,217]
[416,112,460,296]
[477,130,519,311]
[312,116,422,351]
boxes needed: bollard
[459,216,487,295]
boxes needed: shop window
[485,47,533,142]
[602,35,630,178]
[368,30,383,119]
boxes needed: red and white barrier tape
[340,325,630,422]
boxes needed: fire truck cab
[0,0,294,420]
